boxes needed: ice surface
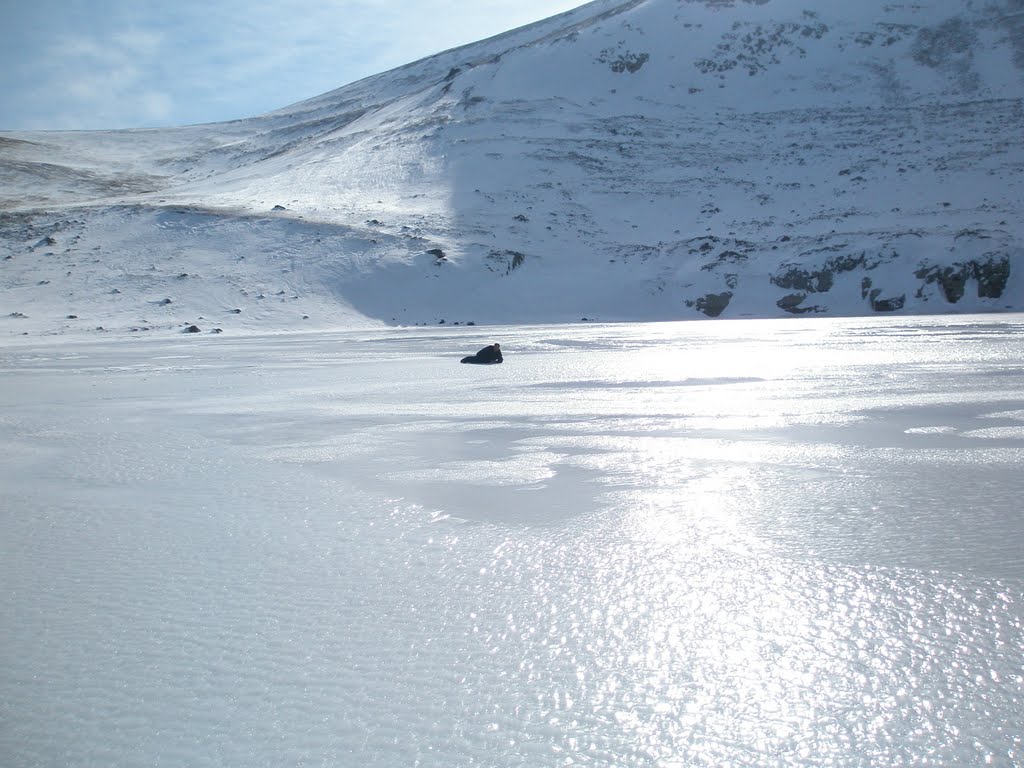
[2,316,1024,766]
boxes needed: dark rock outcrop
[915,254,1011,303]
[693,291,733,317]
[777,293,822,314]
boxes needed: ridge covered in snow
[1,0,1022,339]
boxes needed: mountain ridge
[2,0,1022,339]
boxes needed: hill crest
[2,0,1022,338]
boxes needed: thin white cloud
[0,0,586,130]
[111,28,165,56]
[36,28,172,128]
[139,90,174,122]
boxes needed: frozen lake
[2,315,1024,767]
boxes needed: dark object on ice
[461,343,503,364]
[184,325,201,333]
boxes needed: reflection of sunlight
[560,416,847,758]
[562,505,827,762]
[621,485,766,559]
[382,450,561,486]
[963,426,1024,439]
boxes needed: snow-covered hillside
[2,0,1022,339]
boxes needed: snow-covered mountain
[2,0,1022,339]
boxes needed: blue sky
[0,0,584,131]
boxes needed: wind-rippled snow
[2,316,1023,767]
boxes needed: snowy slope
[1,0,1022,339]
